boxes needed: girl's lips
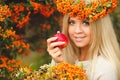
[74,36,86,42]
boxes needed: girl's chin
[75,44,85,47]
[74,42,88,47]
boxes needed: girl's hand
[47,37,65,63]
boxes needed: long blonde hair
[62,14,120,80]
[89,15,120,80]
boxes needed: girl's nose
[75,24,83,33]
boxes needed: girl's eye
[82,20,90,26]
[68,20,75,25]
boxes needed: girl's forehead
[69,17,89,22]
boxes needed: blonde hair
[62,14,78,64]
[62,14,120,80]
[89,15,120,80]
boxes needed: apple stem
[57,31,60,33]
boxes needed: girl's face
[68,17,91,48]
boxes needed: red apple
[53,31,68,49]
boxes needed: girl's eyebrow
[83,18,89,21]
[69,18,74,20]
[68,19,75,22]
[69,19,74,21]
[68,20,74,24]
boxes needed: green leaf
[79,62,83,69]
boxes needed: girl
[47,0,120,80]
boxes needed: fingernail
[61,42,65,44]
[54,37,58,40]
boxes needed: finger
[47,37,58,46]
[49,41,65,50]
[53,51,62,58]
[52,51,63,62]
[48,47,60,55]
[47,47,63,63]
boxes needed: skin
[47,16,91,62]
[68,17,91,61]
[47,37,64,62]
